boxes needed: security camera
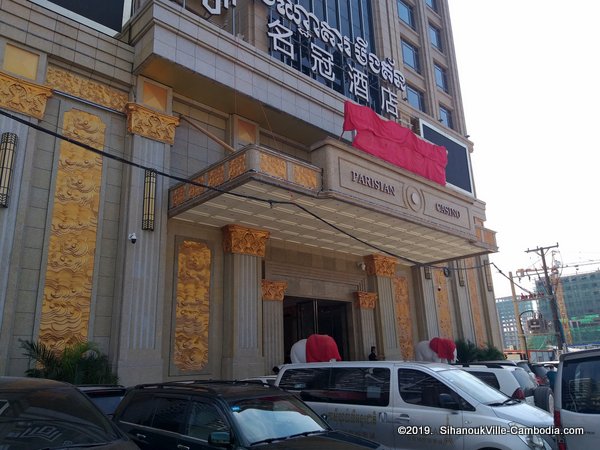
[128,233,137,244]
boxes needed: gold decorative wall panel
[188,175,206,198]
[364,254,397,277]
[293,164,318,189]
[207,166,225,186]
[355,291,377,309]
[125,102,180,145]
[0,70,52,119]
[434,268,453,339]
[222,224,270,257]
[261,280,288,301]
[393,276,414,359]
[40,110,104,349]
[260,153,286,179]
[229,154,246,178]
[466,257,485,344]
[46,66,128,111]
[174,240,212,372]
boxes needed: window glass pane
[468,371,501,390]
[401,41,419,72]
[406,85,425,112]
[434,65,448,92]
[426,0,438,12]
[398,369,456,409]
[118,394,156,426]
[187,402,229,441]
[151,397,188,433]
[561,356,600,413]
[439,105,453,129]
[398,1,414,28]
[429,24,442,51]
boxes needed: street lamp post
[519,309,536,360]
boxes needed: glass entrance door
[283,297,349,362]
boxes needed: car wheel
[534,386,553,412]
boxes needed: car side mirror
[439,393,460,410]
[208,431,232,447]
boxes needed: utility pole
[526,244,567,352]
[509,271,527,353]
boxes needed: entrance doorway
[283,297,349,362]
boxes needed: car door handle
[135,433,147,440]
[177,445,190,450]
[396,413,410,422]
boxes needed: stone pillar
[262,280,287,373]
[364,254,403,360]
[117,103,179,385]
[221,224,270,379]
[355,291,378,360]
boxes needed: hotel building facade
[0,0,500,385]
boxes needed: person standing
[368,346,377,361]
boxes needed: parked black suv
[112,380,386,450]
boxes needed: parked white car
[275,361,554,450]
[553,348,600,449]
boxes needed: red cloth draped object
[306,334,342,362]
[429,337,456,361]
[343,101,447,185]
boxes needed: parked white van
[553,348,600,449]
[275,361,554,450]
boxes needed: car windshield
[512,368,537,389]
[228,395,328,445]
[0,386,121,447]
[438,368,507,404]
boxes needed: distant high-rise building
[537,271,600,346]
[495,296,536,350]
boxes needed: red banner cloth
[429,337,456,361]
[306,334,342,362]
[343,101,447,185]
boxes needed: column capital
[125,102,180,144]
[222,224,270,257]
[262,280,288,301]
[364,254,398,277]
[355,291,378,309]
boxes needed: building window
[426,0,439,13]
[402,40,420,73]
[428,24,443,52]
[439,105,453,128]
[398,0,415,28]
[434,64,448,92]
[406,85,425,112]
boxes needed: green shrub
[20,339,118,384]
[455,339,505,363]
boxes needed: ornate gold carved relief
[355,291,377,309]
[364,254,397,277]
[0,70,52,119]
[174,241,211,372]
[207,165,225,186]
[39,110,104,349]
[466,257,485,344]
[260,153,286,179]
[188,175,205,198]
[434,268,453,339]
[393,276,414,360]
[46,66,128,111]
[126,102,180,145]
[293,164,318,189]
[229,154,247,179]
[222,224,270,257]
[262,280,288,301]
[171,185,186,208]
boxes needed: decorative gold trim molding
[174,240,211,372]
[262,280,288,301]
[364,254,398,277]
[46,66,128,111]
[222,224,270,257]
[0,70,52,119]
[125,102,180,145]
[434,268,453,339]
[355,291,377,309]
[39,110,105,349]
[293,164,318,189]
[260,152,286,179]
